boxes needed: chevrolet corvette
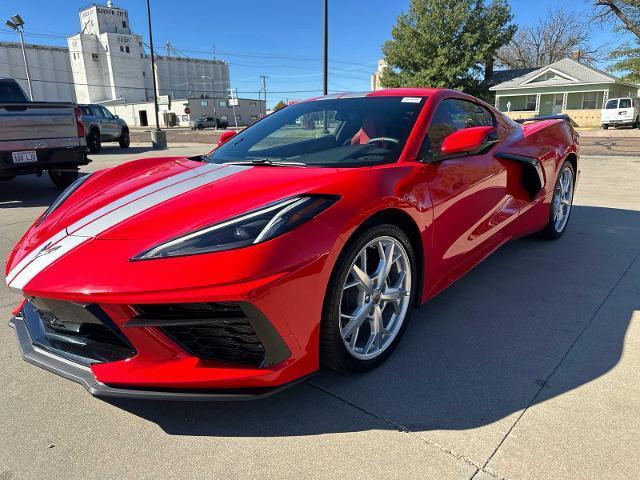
[6,88,579,399]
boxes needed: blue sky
[0,1,632,106]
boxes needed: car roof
[304,88,468,102]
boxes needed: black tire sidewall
[321,224,417,372]
[119,129,130,148]
[88,129,101,153]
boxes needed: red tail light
[74,106,85,138]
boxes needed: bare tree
[496,8,604,68]
[594,0,640,39]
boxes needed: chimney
[571,50,582,62]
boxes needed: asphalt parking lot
[0,136,639,479]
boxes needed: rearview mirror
[217,130,237,147]
[440,126,497,156]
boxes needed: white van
[601,97,640,129]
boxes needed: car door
[422,98,519,293]
[97,106,119,139]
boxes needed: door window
[619,98,631,109]
[100,107,115,119]
[422,99,494,160]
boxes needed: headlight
[132,195,339,260]
[37,174,92,226]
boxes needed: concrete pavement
[0,144,638,479]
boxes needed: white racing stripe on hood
[6,163,221,287]
[6,164,250,292]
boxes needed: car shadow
[98,205,640,436]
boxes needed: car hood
[7,157,343,276]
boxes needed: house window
[125,46,130,54]
[249,101,257,107]
[219,100,227,107]
[250,115,258,121]
[122,21,127,28]
[120,45,124,52]
[91,53,99,61]
[525,95,537,111]
[582,92,597,109]
[200,100,208,107]
[220,115,228,122]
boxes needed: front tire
[602,124,609,130]
[541,160,575,239]
[49,170,78,189]
[321,224,417,372]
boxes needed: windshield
[605,99,618,109]
[205,96,426,167]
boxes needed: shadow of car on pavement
[53,206,640,436]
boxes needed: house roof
[489,67,538,86]
[489,58,631,91]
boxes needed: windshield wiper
[222,158,306,167]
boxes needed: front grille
[22,299,136,366]
[131,302,266,366]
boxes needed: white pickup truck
[0,78,90,188]
[601,97,640,130]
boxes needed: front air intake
[128,302,290,367]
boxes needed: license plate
[12,150,38,164]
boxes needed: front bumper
[601,119,634,126]
[9,315,312,401]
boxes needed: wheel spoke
[341,304,370,340]
[375,241,395,287]
[351,264,373,292]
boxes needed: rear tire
[540,161,575,240]
[118,128,130,148]
[320,224,417,372]
[197,124,204,130]
[49,170,78,189]
[87,128,101,153]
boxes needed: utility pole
[322,0,328,96]
[229,88,239,130]
[201,76,217,130]
[146,0,166,147]
[5,15,33,101]
[260,75,268,116]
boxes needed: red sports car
[6,88,579,399]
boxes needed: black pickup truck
[0,79,90,188]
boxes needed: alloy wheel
[339,236,412,360]
[552,165,574,233]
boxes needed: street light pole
[6,15,33,101]
[322,0,328,96]
[145,0,166,148]
[146,0,160,131]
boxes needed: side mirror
[440,126,497,156]
[217,130,237,147]
[114,114,119,119]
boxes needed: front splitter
[8,316,313,401]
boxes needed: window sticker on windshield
[401,97,422,103]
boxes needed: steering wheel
[366,137,400,146]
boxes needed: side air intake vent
[128,302,290,367]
